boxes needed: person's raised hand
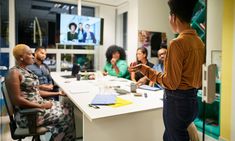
[111,58,117,66]
[128,64,142,73]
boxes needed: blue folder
[91,94,117,105]
[139,85,160,91]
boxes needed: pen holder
[76,73,81,81]
[130,83,137,93]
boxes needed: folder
[110,97,132,108]
[91,94,117,105]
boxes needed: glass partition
[0,0,9,77]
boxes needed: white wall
[126,0,139,64]
[98,5,116,70]
[126,0,174,64]
[116,3,128,47]
[138,0,174,41]
[206,0,223,65]
[138,0,174,64]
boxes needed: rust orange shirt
[140,29,205,90]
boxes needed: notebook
[139,85,160,91]
[91,94,117,105]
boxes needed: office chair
[1,81,48,141]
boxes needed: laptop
[61,64,80,78]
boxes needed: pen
[88,104,100,109]
[144,93,147,98]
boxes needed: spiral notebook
[91,94,117,105]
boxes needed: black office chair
[1,81,48,141]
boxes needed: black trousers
[163,88,198,141]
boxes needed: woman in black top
[130,47,154,85]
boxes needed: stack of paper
[139,85,160,91]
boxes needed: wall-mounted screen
[59,14,101,45]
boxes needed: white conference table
[51,72,164,141]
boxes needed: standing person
[83,24,96,44]
[129,0,205,140]
[78,22,85,42]
[67,22,78,41]
[138,46,199,141]
[130,47,154,85]
[27,46,61,100]
[103,45,130,79]
[5,44,75,141]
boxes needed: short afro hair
[34,46,46,53]
[168,0,198,23]
[69,22,77,30]
[105,45,126,63]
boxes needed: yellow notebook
[110,97,132,108]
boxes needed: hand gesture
[103,71,108,76]
[58,90,67,96]
[130,62,137,67]
[128,64,142,73]
[111,58,117,66]
[136,77,148,87]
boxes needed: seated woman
[130,47,154,85]
[5,44,75,141]
[103,45,130,79]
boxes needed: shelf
[192,0,206,43]
[194,118,220,139]
[195,90,220,139]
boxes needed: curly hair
[168,0,198,23]
[68,22,77,30]
[105,45,126,63]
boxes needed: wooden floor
[0,116,82,141]
[1,115,217,141]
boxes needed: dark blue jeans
[163,89,198,141]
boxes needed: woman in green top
[103,45,130,79]
[67,22,78,41]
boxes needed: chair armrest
[19,108,44,115]
[19,108,45,134]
